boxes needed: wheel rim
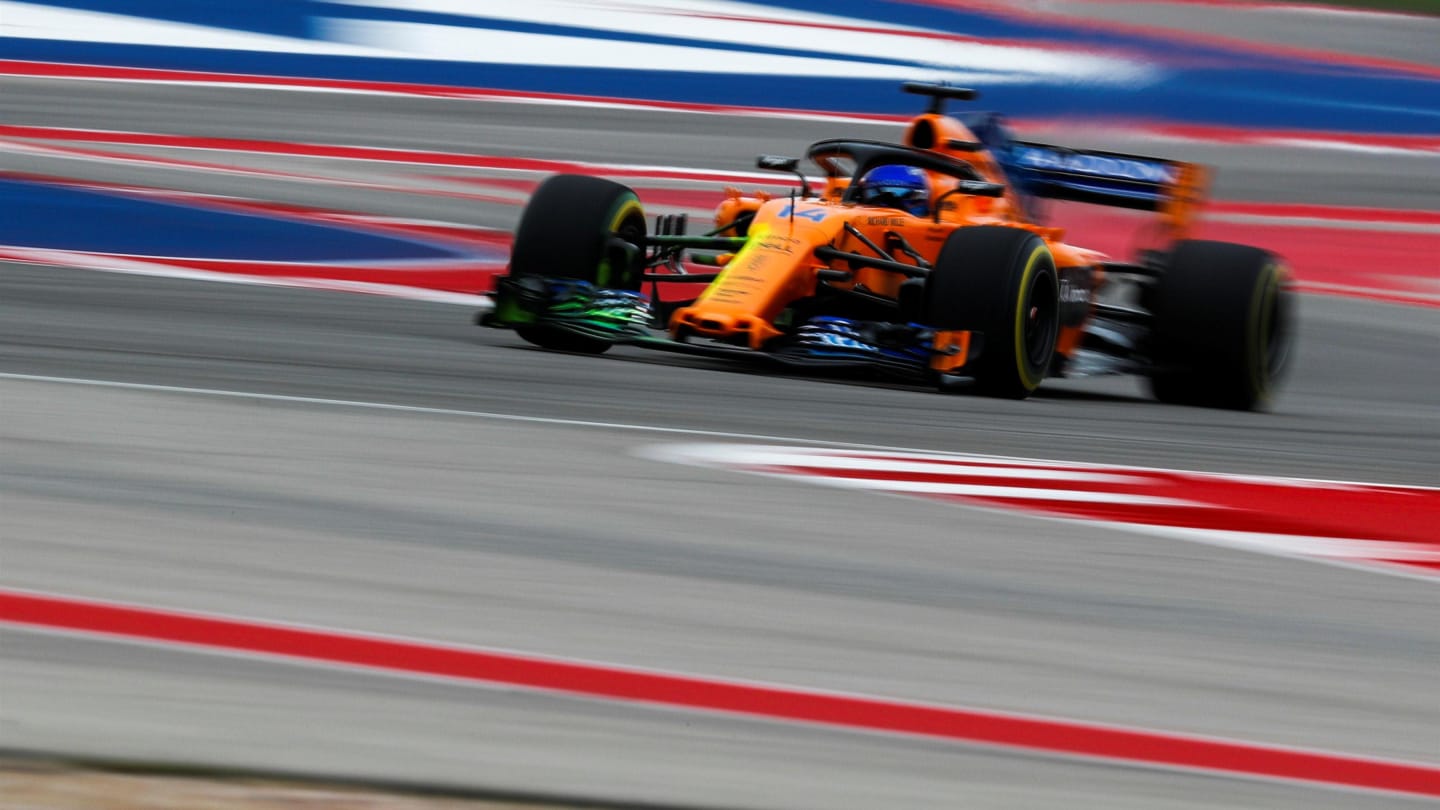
[1023,268,1059,368]
[601,203,646,290]
[1263,278,1293,381]
[1246,262,1294,404]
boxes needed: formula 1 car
[481,83,1293,410]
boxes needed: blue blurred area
[0,178,469,261]
[5,0,1438,134]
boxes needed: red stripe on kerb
[763,463,1437,545]
[1,588,1437,797]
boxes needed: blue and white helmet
[856,164,930,216]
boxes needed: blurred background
[1,2,1437,809]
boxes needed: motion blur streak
[3,587,1438,799]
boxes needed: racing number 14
[777,204,827,223]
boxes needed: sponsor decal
[1058,265,1094,326]
[1013,146,1175,185]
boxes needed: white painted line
[2,373,1433,497]
[731,457,1146,482]
[756,474,1199,504]
[0,372,897,446]
[1207,213,1440,235]
[1136,525,1440,562]
[641,442,1118,469]
[3,374,1435,583]
[1298,280,1440,304]
[1098,522,1440,585]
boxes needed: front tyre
[925,226,1060,399]
[1146,240,1293,410]
[505,174,647,354]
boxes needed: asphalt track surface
[3,75,1440,810]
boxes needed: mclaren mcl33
[482,83,1293,410]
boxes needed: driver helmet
[856,164,930,216]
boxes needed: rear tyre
[1146,240,1293,410]
[924,226,1059,399]
[507,174,647,354]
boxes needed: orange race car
[481,83,1293,410]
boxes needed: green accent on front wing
[486,275,653,341]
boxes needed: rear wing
[1005,142,1205,211]
[957,112,1208,239]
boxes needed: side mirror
[756,155,811,198]
[957,180,1007,198]
[932,181,1008,222]
[756,155,798,172]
